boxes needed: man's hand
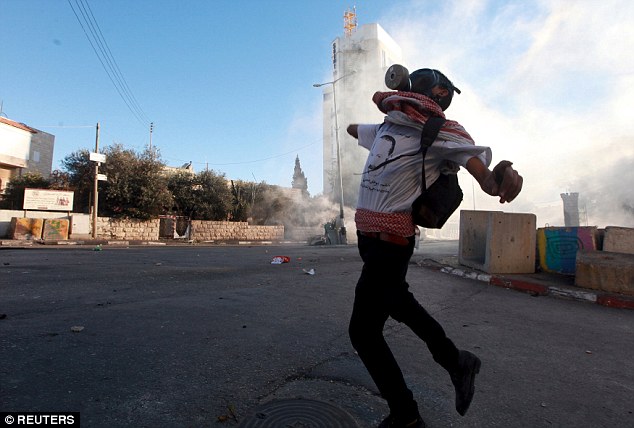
[481,161,523,203]
[466,158,523,203]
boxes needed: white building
[0,116,55,192]
[319,21,402,207]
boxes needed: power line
[78,0,150,124]
[67,0,150,127]
[69,0,148,126]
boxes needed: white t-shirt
[356,122,492,213]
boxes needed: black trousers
[349,232,459,415]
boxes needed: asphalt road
[0,243,632,427]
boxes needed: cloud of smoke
[292,0,633,233]
[375,0,634,228]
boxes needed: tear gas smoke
[352,0,634,228]
[293,0,633,233]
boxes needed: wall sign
[23,188,74,211]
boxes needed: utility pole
[149,122,154,150]
[92,122,100,238]
[313,72,355,244]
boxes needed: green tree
[193,170,232,220]
[59,145,171,218]
[230,180,248,221]
[229,179,264,221]
[60,149,93,213]
[167,169,232,220]
[0,172,50,210]
[167,171,198,218]
[100,145,172,219]
[48,170,73,190]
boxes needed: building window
[33,151,40,163]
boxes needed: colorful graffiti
[537,227,597,275]
[42,219,69,240]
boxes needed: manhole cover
[240,398,359,428]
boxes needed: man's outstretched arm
[466,157,523,203]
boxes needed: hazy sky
[2,0,633,227]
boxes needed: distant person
[346,67,523,427]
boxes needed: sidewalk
[412,241,634,310]
[0,238,302,247]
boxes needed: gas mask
[384,64,461,111]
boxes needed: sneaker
[377,413,425,428]
[450,350,482,416]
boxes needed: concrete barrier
[575,250,634,296]
[537,227,598,275]
[459,210,536,274]
[42,218,70,240]
[10,217,44,240]
[603,226,634,255]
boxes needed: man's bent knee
[349,318,382,353]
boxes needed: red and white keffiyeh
[372,91,476,146]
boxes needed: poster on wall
[23,188,74,211]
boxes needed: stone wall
[96,218,286,242]
[190,220,284,242]
[98,218,284,242]
[0,211,286,242]
[96,218,160,241]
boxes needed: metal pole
[92,122,100,239]
[313,72,354,245]
[331,82,347,244]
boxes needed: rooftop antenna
[344,6,357,36]
[0,100,7,118]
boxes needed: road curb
[1,239,304,247]
[439,266,634,310]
